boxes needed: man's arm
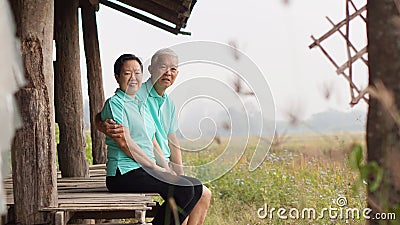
[153,139,176,175]
[168,132,184,175]
[96,110,170,173]
[153,138,170,169]
[95,112,124,138]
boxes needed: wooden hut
[4,0,197,224]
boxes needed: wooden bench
[3,164,159,225]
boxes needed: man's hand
[95,113,124,138]
[112,127,130,150]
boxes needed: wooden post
[54,0,89,177]
[81,0,107,164]
[367,0,400,223]
[8,0,58,223]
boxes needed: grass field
[81,131,367,224]
[179,132,367,225]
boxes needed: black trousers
[106,167,203,225]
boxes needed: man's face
[150,54,179,91]
[115,59,143,96]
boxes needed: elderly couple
[95,48,211,225]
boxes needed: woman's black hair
[114,54,143,76]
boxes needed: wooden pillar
[81,0,107,164]
[367,0,400,223]
[8,0,58,223]
[54,0,89,177]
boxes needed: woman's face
[115,59,142,96]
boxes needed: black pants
[106,167,203,225]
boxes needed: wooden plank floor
[3,165,159,225]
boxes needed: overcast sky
[79,0,368,121]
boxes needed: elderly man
[96,48,211,225]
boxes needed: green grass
[180,132,367,225]
[85,131,93,165]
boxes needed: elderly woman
[101,53,202,225]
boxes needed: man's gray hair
[151,48,178,65]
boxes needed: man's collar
[115,88,140,103]
[145,79,167,99]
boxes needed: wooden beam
[310,35,339,68]
[70,210,149,220]
[326,16,368,66]
[80,0,107,164]
[54,0,89,177]
[55,211,65,225]
[117,0,182,26]
[89,0,99,6]
[349,0,366,23]
[99,0,191,35]
[309,5,366,49]
[145,0,183,13]
[310,36,368,103]
[8,0,58,223]
[336,46,367,74]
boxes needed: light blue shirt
[136,80,179,161]
[101,88,156,176]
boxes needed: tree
[81,0,107,165]
[367,0,400,223]
[54,0,89,177]
[9,0,57,223]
